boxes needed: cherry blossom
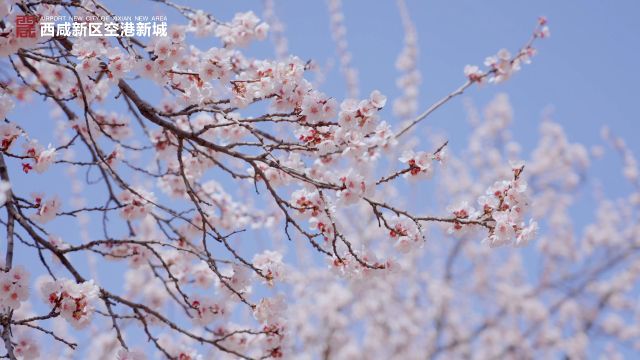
[0,266,29,309]
[215,11,270,47]
[253,250,286,284]
[393,0,421,119]
[471,174,538,247]
[156,334,202,360]
[388,217,422,253]
[291,188,324,218]
[0,93,15,122]
[31,195,61,223]
[446,200,477,235]
[12,333,40,360]
[484,48,517,83]
[0,122,21,151]
[399,150,438,179]
[300,91,338,124]
[189,295,226,325]
[328,0,359,98]
[118,189,155,220]
[336,170,369,206]
[47,234,69,251]
[116,349,147,360]
[34,144,56,173]
[462,19,548,85]
[254,295,286,326]
[464,64,484,83]
[337,90,387,134]
[39,278,99,329]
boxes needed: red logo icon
[16,15,39,38]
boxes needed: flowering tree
[0,0,638,359]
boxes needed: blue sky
[168,0,640,189]
[7,0,638,304]
[3,0,639,355]
[11,0,636,203]
[100,0,640,237]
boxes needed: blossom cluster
[0,266,29,309]
[399,149,444,180]
[0,122,21,151]
[118,189,155,220]
[13,331,40,360]
[214,11,269,47]
[388,217,422,253]
[478,173,538,247]
[336,170,370,206]
[21,140,57,174]
[0,92,15,122]
[31,194,61,223]
[40,278,99,329]
[116,349,147,360]
[253,250,286,284]
[189,295,226,325]
[1,118,58,176]
[464,17,549,84]
[447,165,538,247]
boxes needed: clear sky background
[10,0,637,225]
[106,0,640,229]
[141,0,640,191]
[8,6,637,224]
[3,0,640,356]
